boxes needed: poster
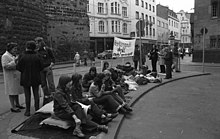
[112,37,136,58]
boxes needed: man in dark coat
[17,41,44,116]
[164,47,173,79]
[35,37,56,105]
[149,45,159,72]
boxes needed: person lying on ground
[53,75,108,138]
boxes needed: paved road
[117,73,220,139]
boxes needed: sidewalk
[0,69,210,139]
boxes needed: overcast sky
[156,0,195,13]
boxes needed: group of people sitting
[53,64,133,137]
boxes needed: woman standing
[149,45,159,72]
[1,42,24,112]
[17,41,44,116]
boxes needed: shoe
[124,105,133,112]
[16,105,25,109]
[24,111,30,116]
[10,108,21,113]
[107,113,118,119]
[100,117,112,125]
[73,127,85,138]
[118,107,129,114]
[98,125,108,133]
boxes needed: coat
[16,50,44,87]
[158,49,165,65]
[1,51,23,95]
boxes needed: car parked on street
[97,50,116,59]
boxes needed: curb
[97,72,211,139]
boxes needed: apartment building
[87,0,131,53]
[156,4,169,46]
[177,10,192,48]
[193,0,220,63]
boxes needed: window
[98,2,104,14]
[149,4,151,11]
[136,0,139,6]
[149,16,152,22]
[153,28,155,36]
[153,6,155,12]
[141,0,144,7]
[145,2,148,9]
[136,11,139,19]
[87,4,89,12]
[112,21,114,32]
[210,36,217,48]
[99,21,105,32]
[123,23,127,34]
[112,20,120,33]
[145,14,148,22]
[211,1,218,17]
[158,20,160,26]
[153,17,155,24]
[142,13,144,20]
[111,2,120,14]
[146,26,148,35]
[150,27,152,36]
[122,7,127,17]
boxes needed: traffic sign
[136,20,145,30]
[200,27,208,34]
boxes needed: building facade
[44,0,89,61]
[157,4,180,45]
[194,0,220,63]
[156,5,169,46]
[87,0,131,53]
[177,10,192,48]
[88,0,157,54]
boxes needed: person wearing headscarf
[54,75,108,138]
[70,73,118,124]
[17,41,44,116]
[1,42,24,113]
[82,67,97,91]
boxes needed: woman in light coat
[158,46,166,73]
[1,42,24,113]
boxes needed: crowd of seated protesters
[52,61,159,137]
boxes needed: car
[97,50,116,59]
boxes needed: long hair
[102,61,109,72]
[71,73,82,90]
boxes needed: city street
[1,55,220,139]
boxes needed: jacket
[16,50,44,87]
[38,47,55,68]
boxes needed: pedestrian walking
[17,41,44,116]
[164,47,173,79]
[35,37,56,105]
[133,45,140,70]
[149,45,159,72]
[1,42,25,113]
[74,52,80,66]
[83,49,88,66]
[89,50,95,66]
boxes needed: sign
[113,37,136,58]
[136,20,145,30]
[200,27,208,34]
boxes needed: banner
[112,37,136,58]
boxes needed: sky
[156,0,195,13]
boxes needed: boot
[97,125,108,133]
[73,125,85,138]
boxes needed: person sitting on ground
[102,61,110,72]
[89,74,130,114]
[53,75,108,138]
[70,73,118,124]
[82,67,97,92]
[102,70,132,112]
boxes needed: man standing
[83,49,88,66]
[173,44,180,72]
[149,45,158,72]
[164,47,173,79]
[35,37,55,105]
